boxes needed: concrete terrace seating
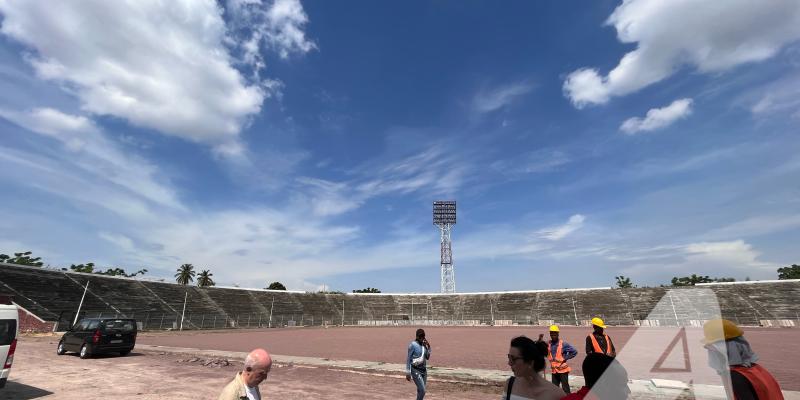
[2,262,799,329]
[703,281,800,325]
[0,265,107,319]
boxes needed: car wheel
[119,350,131,356]
[79,344,91,359]
[57,341,66,355]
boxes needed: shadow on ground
[1,381,53,399]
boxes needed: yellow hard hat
[591,317,607,329]
[702,319,743,344]
[549,325,560,332]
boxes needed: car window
[0,319,16,345]
[74,320,89,331]
[103,319,135,332]
[87,320,100,330]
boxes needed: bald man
[218,348,273,400]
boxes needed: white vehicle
[0,302,18,389]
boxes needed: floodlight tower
[433,201,456,293]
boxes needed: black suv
[57,318,137,359]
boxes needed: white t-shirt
[245,385,260,400]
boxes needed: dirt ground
[139,325,800,391]
[2,335,503,399]
[5,326,798,399]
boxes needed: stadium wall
[1,262,798,330]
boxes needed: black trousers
[551,372,570,394]
[730,370,757,400]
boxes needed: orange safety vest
[588,333,614,356]
[547,340,571,374]
[730,364,784,400]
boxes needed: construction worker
[585,317,616,357]
[703,319,784,400]
[546,325,578,394]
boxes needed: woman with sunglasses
[503,336,566,400]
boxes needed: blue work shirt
[550,339,578,362]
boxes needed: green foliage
[777,264,800,280]
[318,290,344,294]
[96,267,148,277]
[197,269,215,287]
[174,263,196,285]
[70,263,96,273]
[671,274,713,286]
[266,281,286,290]
[352,287,382,293]
[0,251,44,267]
[614,276,634,289]
[670,274,736,286]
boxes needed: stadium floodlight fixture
[433,201,456,293]
[433,200,456,226]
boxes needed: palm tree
[197,269,215,287]
[174,263,196,285]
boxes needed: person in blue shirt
[546,325,578,394]
[406,328,431,399]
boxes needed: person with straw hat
[585,317,616,357]
[546,324,578,394]
[703,319,783,400]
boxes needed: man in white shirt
[218,348,273,400]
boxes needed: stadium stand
[1,262,798,331]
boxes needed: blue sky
[0,0,798,292]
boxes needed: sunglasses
[507,354,524,363]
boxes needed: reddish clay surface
[140,326,800,390]
[10,336,502,399]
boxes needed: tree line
[3,250,799,292]
[614,264,800,288]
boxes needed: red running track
[140,326,800,390]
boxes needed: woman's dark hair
[510,336,548,372]
[416,328,425,338]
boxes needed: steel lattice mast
[433,201,456,293]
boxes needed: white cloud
[360,147,470,196]
[684,240,774,269]
[225,0,316,70]
[0,107,98,150]
[472,82,534,113]
[0,108,182,210]
[265,0,316,58]
[98,232,136,252]
[745,73,800,117]
[620,240,779,281]
[563,0,800,107]
[490,149,571,175]
[295,146,471,217]
[295,177,363,217]
[620,98,693,134]
[0,0,314,150]
[703,214,800,240]
[538,214,586,241]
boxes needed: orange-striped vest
[547,340,571,374]
[588,333,614,356]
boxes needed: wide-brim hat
[702,319,743,344]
